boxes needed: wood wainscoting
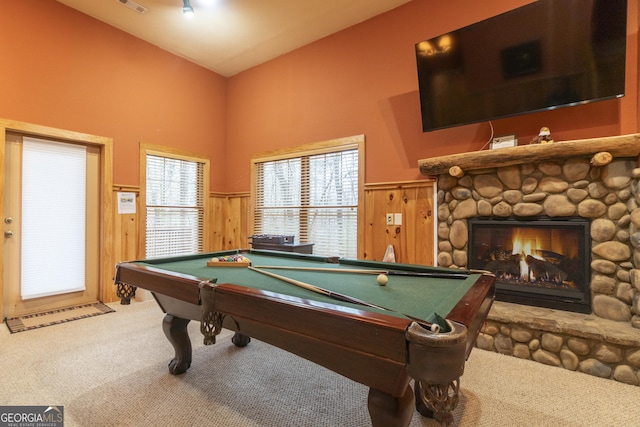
[109,179,436,302]
[210,191,251,250]
[362,180,436,265]
[110,188,251,297]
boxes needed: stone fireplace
[419,134,640,386]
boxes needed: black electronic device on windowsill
[249,235,314,254]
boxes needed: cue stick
[248,266,387,309]
[253,265,470,279]
[248,266,440,332]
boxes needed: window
[252,136,363,258]
[142,147,209,258]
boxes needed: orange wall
[226,0,639,191]
[0,0,638,193]
[0,0,227,187]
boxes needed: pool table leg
[231,332,251,347]
[162,314,192,375]
[367,385,414,427]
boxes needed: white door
[2,133,100,318]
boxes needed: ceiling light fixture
[182,0,194,17]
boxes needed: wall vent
[116,0,149,14]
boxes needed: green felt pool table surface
[135,250,480,326]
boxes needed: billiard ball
[376,274,388,286]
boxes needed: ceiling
[56,0,412,77]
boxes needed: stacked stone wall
[435,156,640,385]
[475,304,640,386]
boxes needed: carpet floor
[0,300,638,426]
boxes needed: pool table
[115,250,495,426]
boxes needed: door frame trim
[0,119,114,319]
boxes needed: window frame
[250,135,365,258]
[139,144,211,257]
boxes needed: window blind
[254,148,358,258]
[21,138,86,299]
[146,154,204,257]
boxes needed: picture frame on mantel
[490,134,518,149]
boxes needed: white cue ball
[376,274,388,286]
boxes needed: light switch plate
[394,213,402,225]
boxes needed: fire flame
[511,229,545,281]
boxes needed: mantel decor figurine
[531,127,554,144]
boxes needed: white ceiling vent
[116,0,149,14]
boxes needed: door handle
[4,230,14,238]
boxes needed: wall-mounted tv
[415,0,627,132]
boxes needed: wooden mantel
[418,134,640,177]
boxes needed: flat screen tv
[415,0,627,132]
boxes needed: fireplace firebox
[468,217,591,313]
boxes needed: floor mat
[5,302,115,333]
